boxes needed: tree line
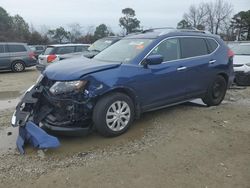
[177,0,250,40]
[0,2,249,45]
[0,7,141,45]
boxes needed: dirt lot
[0,69,250,188]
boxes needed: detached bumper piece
[13,85,61,154]
[17,121,60,154]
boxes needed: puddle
[0,98,19,111]
[0,91,20,100]
[0,126,18,155]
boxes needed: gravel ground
[0,70,250,188]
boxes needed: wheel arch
[217,72,229,84]
[95,87,141,119]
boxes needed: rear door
[7,44,28,64]
[179,37,211,97]
[0,44,10,69]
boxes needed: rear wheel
[12,61,25,72]
[93,92,135,137]
[202,75,227,106]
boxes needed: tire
[93,92,135,137]
[202,75,227,106]
[12,61,25,72]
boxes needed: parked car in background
[13,28,234,137]
[83,36,122,58]
[37,44,90,71]
[230,42,250,86]
[29,45,45,59]
[0,42,37,72]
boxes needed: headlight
[49,80,88,95]
[245,63,250,67]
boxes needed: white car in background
[37,43,90,71]
[230,42,250,86]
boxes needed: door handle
[177,66,187,71]
[209,60,216,64]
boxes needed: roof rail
[142,27,175,33]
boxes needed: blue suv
[12,28,234,137]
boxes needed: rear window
[43,47,55,55]
[180,38,208,58]
[206,38,218,53]
[56,46,75,54]
[8,45,27,52]
[0,45,5,53]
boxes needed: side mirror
[142,54,163,67]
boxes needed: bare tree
[183,3,207,29]
[68,23,82,42]
[205,0,233,34]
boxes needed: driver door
[137,38,189,111]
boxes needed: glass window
[231,44,250,55]
[150,38,180,61]
[180,38,208,58]
[56,46,75,54]
[206,38,218,53]
[88,39,115,52]
[94,39,153,63]
[0,45,5,53]
[8,45,26,52]
[43,47,55,55]
[36,46,44,50]
[75,46,88,52]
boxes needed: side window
[150,38,180,62]
[8,45,27,52]
[0,45,5,53]
[206,38,218,53]
[75,46,86,52]
[180,38,208,58]
[56,46,75,54]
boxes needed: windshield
[231,44,250,55]
[43,47,55,55]
[94,39,153,63]
[88,38,114,52]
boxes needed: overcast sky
[1,0,250,33]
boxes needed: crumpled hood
[44,57,121,81]
[233,55,250,65]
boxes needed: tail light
[228,48,234,58]
[228,48,234,65]
[29,52,36,60]
[47,55,57,63]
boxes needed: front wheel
[202,75,227,106]
[93,93,135,137]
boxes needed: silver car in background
[37,43,90,71]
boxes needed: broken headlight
[49,80,87,95]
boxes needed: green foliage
[12,14,30,41]
[231,10,250,40]
[48,27,70,43]
[119,8,140,34]
[94,24,110,40]
[177,20,192,29]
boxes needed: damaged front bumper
[12,77,95,153]
[12,79,94,135]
